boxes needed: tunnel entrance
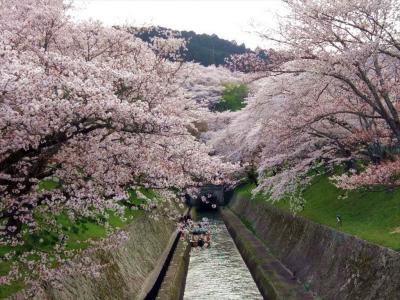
[185,185,226,210]
[197,195,218,212]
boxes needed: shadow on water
[184,212,262,300]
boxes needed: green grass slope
[236,175,400,251]
[214,83,248,112]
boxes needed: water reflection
[184,213,262,300]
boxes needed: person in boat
[192,226,207,235]
[198,238,205,248]
[199,218,209,229]
[191,232,201,247]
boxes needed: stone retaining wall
[230,194,400,300]
[11,214,176,300]
[221,208,314,300]
[156,236,190,300]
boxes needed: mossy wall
[10,214,176,300]
[230,194,400,300]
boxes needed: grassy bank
[215,83,248,112]
[236,175,400,251]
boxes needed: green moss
[235,176,400,250]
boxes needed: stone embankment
[229,193,400,300]
[11,214,177,300]
[155,235,190,300]
[221,208,314,299]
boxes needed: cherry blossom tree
[180,62,245,109]
[210,0,400,207]
[260,0,400,189]
[225,48,291,74]
[0,0,237,288]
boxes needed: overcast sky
[71,0,287,50]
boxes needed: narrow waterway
[184,213,262,300]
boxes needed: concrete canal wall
[229,194,400,300]
[155,236,190,300]
[221,208,314,300]
[11,214,177,300]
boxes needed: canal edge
[155,234,191,300]
[220,207,315,300]
[143,209,192,300]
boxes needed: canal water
[184,213,262,300]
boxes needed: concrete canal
[184,212,262,300]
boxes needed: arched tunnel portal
[186,185,229,211]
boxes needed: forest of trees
[133,26,251,66]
